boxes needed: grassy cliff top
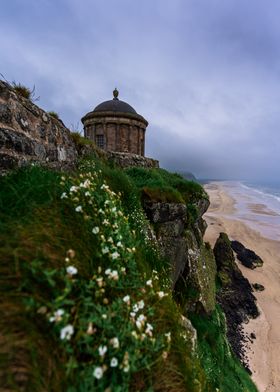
[0,153,257,392]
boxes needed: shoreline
[204,182,280,392]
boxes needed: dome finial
[113,88,119,100]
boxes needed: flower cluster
[38,165,174,390]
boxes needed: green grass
[0,163,206,391]
[125,167,208,205]
[48,111,60,120]
[189,306,258,392]
[0,158,257,391]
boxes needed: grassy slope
[0,155,257,391]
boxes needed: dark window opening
[96,134,105,149]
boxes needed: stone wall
[0,80,77,173]
[106,151,159,169]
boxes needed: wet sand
[204,182,280,392]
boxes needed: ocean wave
[240,182,280,203]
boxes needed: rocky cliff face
[214,232,259,370]
[144,198,216,314]
[0,80,78,173]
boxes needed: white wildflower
[110,357,118,367]
[85,191,91,197]
[70,186,78,193]
[102,247,109,254]
[133,304,139,313]
[165,332,171,343]
[98,345,107,357]
[75,205,83,213]
[138,300,145,309]
[111,251,120,260]
[87,322,94,335]
[131,331,138,339]
[145,324,153,337]
[146,279,153,287]
[96,277,103,287]
[49,308,64,323]
[123,295,130,304]
[60,324,74,340]
[123,365,130,372]
[110,337,120,349]
[136,314,146,329]
[61,192,68,199]
[92,227,100,234]
[117,241,123,248]
[103,219,109,225]
[157,291,166,299]
[93,367,103,379]
[110,270,119,280]
[130,311,136,318]
[66,265,78,276]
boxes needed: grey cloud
[1,0,280,180]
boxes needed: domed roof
[93,88,137,114]
[81,88,148,127]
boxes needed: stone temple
[81,89,148,156]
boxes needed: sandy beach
[204,182,280,392]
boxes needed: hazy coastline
[204,181,280,392]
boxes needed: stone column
[142,128,145,156]
[103,122,108,150]
[116,123,120,151]
[128,124,132,152]
[137,127,140,155]
[92,123,96,142]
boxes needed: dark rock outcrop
[144,201,216,313]
[231,240,263,269]
[0,80,77,173]
[214,233,259,369]
[252,283,265,292]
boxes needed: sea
[204,180,280,241]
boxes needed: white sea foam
[214,180,280,241]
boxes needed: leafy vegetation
[11,81,39,101]
[189,307,258,392]
[0,155,257,391]
[0,162,204,391]
[125,167,208,205]
[48,111,60,120]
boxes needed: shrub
[11,82,39,101]
[48,111,60,120]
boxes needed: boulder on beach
[231,240,263,269]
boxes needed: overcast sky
[1,0,280,180]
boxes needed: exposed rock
[144,201,216,314]
[214,233,259,367]
[252,283,265,292]
[144,202,187,224]
[106,151,159,169]
[231,240,263,269]
[0,80,77,174]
